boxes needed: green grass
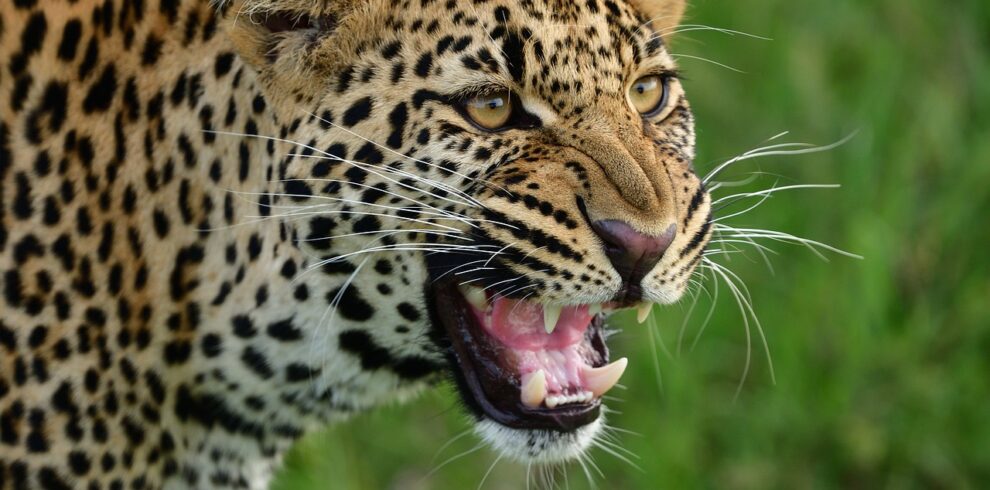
[274,0,990,488]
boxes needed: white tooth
[458,285,488,311]
[636,303,653,324]
[520,370,547,409]
[589,304,603,316]
[546,395,559,409]
[543,304,562,334]
[583,358,629,397]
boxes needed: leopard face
[228,0,709,463]
[0,0,710,486]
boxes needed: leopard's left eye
[628,75,669,116]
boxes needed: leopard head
[225,0,709,463]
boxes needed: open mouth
[430,277,633,432]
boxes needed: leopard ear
[221,0,366,110]
[625,0,686,34]
[223,0,357,69]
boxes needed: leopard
[0,0,711,487]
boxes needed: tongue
[485,298,593,350]
[462,293,627,409]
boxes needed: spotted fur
[0,0,710,488]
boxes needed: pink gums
[469,297,596,395]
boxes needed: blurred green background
[275,0,990,488]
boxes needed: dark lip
[428,278,608,432]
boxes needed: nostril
[591,220,677,283]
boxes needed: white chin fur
[474,416,604,464]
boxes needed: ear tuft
[626,0,686,35]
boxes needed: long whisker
[645,313,665,395]
[652,23,772,41]
[423,442,485,479]
[270,175,479,222]
[677,265,712,356]
[429,428,474,465]
[308,244,500,271]
[306,112,509,203]
[590,440,642,472]
[713,183,841,216]
[251,206,466,234]
[669,53,746,73]
[714,224,864,260]
[207,129,480,210]
[290,152,481,210]
[476,453,504,490]
[704,132,857,185]
[295,228,468,247]
[312,257,370,371]
[242,186,476,224]
[702,258,777,401]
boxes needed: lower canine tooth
[583,358,629,397]
[543,305,562,334]
[589,304,603,316]
[520,370,546,409]
[636,303,653,324]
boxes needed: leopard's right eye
[463,91,514,130]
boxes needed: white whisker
[670,53,746,73]
[423,442,485,479]
[429,428,473,465]
[306,112,509,204]
[652,23,772,41]
[477,453,504,490]
[704,132,858,185]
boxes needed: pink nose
[591,221,676,286]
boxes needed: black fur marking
[342,97,373,127]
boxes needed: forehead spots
[501,31,526,83]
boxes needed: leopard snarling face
[229,0,709,463]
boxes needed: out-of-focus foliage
[274,0,990,487]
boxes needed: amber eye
[463,91,513,130]
[628,75,668,115]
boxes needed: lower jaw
[428,280,607,432]
[473,417,606,464]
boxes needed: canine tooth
[636,303,653,324]
[458,285,488,311]
[583,358,629,397]
[589,304,603,316]
[520,370,547,409]
[543,304,562,334]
